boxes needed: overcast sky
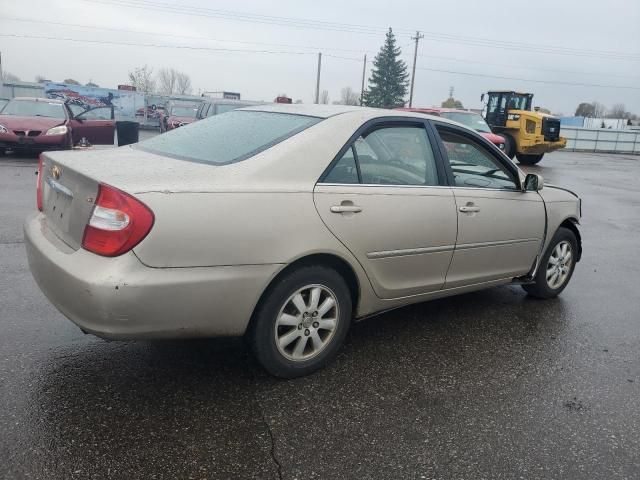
[1,0,639,115]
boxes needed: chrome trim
[455,238,539,251]
[317,183,526,193]
[45,177,74,198]
[317,182,450,189]
[367,245,455,259]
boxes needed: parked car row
[157,98,263,133]
[0,97,115,154]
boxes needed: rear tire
[523,227,577,299]
[517,153,544,165]
[248,265,352,378]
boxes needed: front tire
[502,134,516,159]
[517,153,544,165]
[523,227,577,299]
[249,265,352,378]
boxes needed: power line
[415,66,640,90]
[417,53,640,81]
[4,32,638,91]
[0,33,315,56]
[0,15,373,55]
[81,0,640,61]
[2,16,639,80]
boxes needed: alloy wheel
[274,284,339,361]
[546,240,573,289]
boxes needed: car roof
[487,91,532,95]
[399,107,481,115]
[242,104,458,122]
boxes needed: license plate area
[44,176,75,236]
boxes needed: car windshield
[135,110,322,165]
[1,99,66,119]
[170,106,197,118]
[441,112,492,133]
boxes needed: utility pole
[315,52,322,104]
[360,53,367,105]
[408,31,424,108]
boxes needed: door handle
[330,205,362,213]
[459,205,480,213]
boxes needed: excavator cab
[484,91,533,127]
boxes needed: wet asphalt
[1,146,639,479]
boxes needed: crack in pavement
[258,398,284,480]
[248,357,284,480]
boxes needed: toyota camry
[25,105,582,377]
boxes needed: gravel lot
[1,145,639,479]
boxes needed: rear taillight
[82,184,154,257]
[36,155,44,211]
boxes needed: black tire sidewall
[249,265,352,378]
[503,134,516,159]
[517,153,544,165]
[525,227,577,298]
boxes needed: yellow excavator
[481,91,566,165]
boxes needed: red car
[0,97,115,154]
[160,104,198,133]
[397,107,506,150]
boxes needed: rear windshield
[170,106,198,118]
[1,99,66,119]
[134,110,321,165]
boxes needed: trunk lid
[40,153,100,250]
[39,146,254,250]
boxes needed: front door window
[438,129,518,190]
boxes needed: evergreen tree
[362,28,409,108]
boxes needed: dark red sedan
[0,97,115,154]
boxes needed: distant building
[202,91,241,100]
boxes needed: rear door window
[356,126,439,186]
[134,110,321,165]
[321,124,441,186]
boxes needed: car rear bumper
[24,212,280,339]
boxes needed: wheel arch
[247,252,361,334]
[559,217,582,262]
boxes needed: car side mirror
[480,93,485,102]
[524,173,543,191]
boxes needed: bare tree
[63,78,81,85]
[319,90,330,105]
[592,101,606,118]
[128,65,155,93]
[607,103,626,118]
[157,68,192,95]
[1,71,20,82]
[339,87,360,105]
[175,72,192,95]
[86,81,99,87]
[157,68,177,95]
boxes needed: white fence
[562,127,640,154]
